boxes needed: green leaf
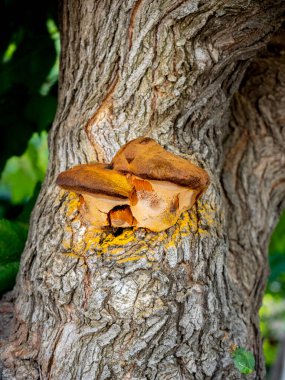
[2,42,17,63]
[0,131,48,204]
[0,219,28,264]
[0,261,20,294]
[232,347,255,375]
[0,154,37,204]
[26,130,49,180]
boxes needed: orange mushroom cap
[56,137,210,231]
[111,137,210,190]
[56,163,133,199]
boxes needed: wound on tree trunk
[56,137,210,231]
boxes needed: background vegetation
[0,0,58,292]
[0,1,284,377]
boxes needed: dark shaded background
[0,0,58,171]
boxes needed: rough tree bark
[1,1,285,379]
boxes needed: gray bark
[1,1,285,379]
[0,293,14,379]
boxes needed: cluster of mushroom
[56,137,210,232]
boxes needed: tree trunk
[1,1,285,379]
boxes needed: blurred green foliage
[0,219,28,293]
[260,210,285,374]
[0,0,58,293]
[268,212,285,295]
[0,131,48,204]
[260,293,285,368]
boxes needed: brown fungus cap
[111,137,210,190]
[56,163,133,199]
[56,137,210,231]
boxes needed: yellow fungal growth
[117,255,146,264]
[196,200,217,235]
[84,226,103,251]
[65,191,81,220]
[63,252,83,260]
[101,229,136,251]
[198,202,215,226]
[59,191,214,264]
[61,225,73,251]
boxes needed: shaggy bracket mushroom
[56,137,210,232]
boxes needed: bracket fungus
[56,137,210,232]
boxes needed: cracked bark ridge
[1,1,285,379]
